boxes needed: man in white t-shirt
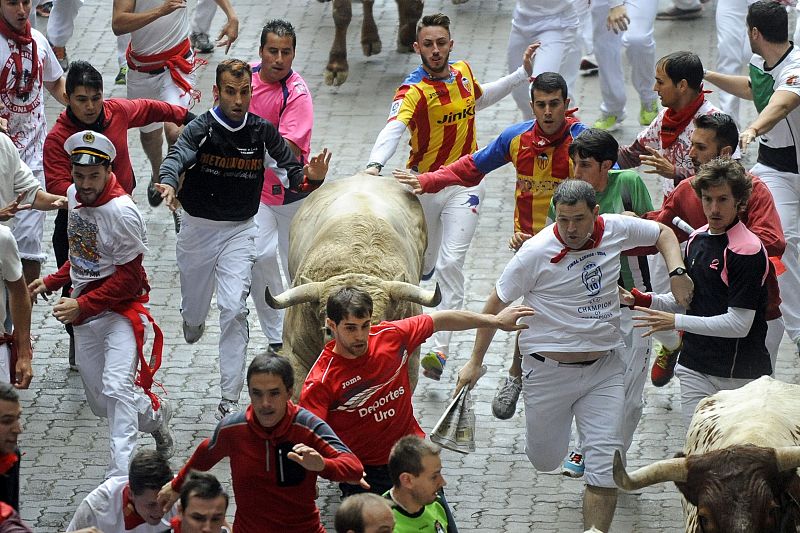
[111,0,238,215]
[704,0,800,354]
[28,131,171,478]
[454,180,692,532]
[0,225,30,389]
[0,0,66,286]
[66,449,176,533]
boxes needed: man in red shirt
[43,60,193,367]
[299,286,534,496]
[158,354,363,533]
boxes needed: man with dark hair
[43,59,195,366]
[394,71,587,417]
[66,449,175,532]
[158,353,363,533]
[111,0,238,208]
[334,493,394,533]
[365,12,539,375]
[638,113,785,384]
[617,51,720,197]
[248,19,316,354]
[633,158,773,427]
[385,436,454,533]
[0,384,21,510]
[156,58,329,421]
[704,0,800,355]
[168,472,230,533]
[29,131,171,478]
[300,286,535,496]
[454,179,691,532]
[545,128,654,477]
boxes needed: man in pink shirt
[248,19,316,352]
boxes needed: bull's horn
[265,282,322,309]
[613,450,688,491]
[383,281,442,307]
[775,446,800,472]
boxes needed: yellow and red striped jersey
[388,61,483,172]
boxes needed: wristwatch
[669,267,687,277]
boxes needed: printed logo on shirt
[389,99,402,118]
[461,76,472,94]
[342,375,362,389]
[709,258,719,270]
[0,46,42,115]
[356,386,405,423]
[461,194,480,214]
[292,81,307,94]
[536,153,549,170]
[786,74,800,86]
[67,212,101,278]
[435,105,475,125]
[581,262,602,296]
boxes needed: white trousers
[251,201,301,345]
[507,10,581,120]
[674,363,757,429]
[127,68,195,133]
[12,169,46,263]
[715,0,757,125]
[590,0,658,117]
[74,311,160,478]
[190,0,218,35]
[522,351,625,488]
[618,307,651,452]
[177,213,256,402]
[751,163,800,342]
[420,182,485,356]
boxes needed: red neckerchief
[0,16,38,97]
[550,216,605,264]
[0,453,17,475]
[660,90,708,148]
[170,516,182,533]
[75,172,127,208]
[530,113,580,179]
[121,484,147,530]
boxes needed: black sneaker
[147,181,163,207]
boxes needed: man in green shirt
[384,436,455,533]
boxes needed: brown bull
[613,377,800,532]
[265,174,439,392]
[319,0,470,86]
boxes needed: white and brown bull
[264,173,439,389]
[613,376,800,532]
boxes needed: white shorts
[11,168,45,263]
[521,350,624,488]
[127,68,194,133]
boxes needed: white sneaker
[216,399,240,421]
[151,399,174,458]
[182,321,205,344]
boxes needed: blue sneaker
[562,451,585,478]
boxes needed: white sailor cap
[64,130,117,166]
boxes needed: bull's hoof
[362,38,382,56]
[396,40,414,53]
[324,67,349,86]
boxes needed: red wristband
[630,288,652,309]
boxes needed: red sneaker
[651,342,681,387]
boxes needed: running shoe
[216,399,240,421]
[639,101,659,126]
[656,6,702,20]
[151,399,174,458]
[190,32,215,54]
[421,350,447,380]
[36,1,52,17]
[491,375,522,420]
[147,181,163,207]
[593,114,623,132]
[50,43,68,70]
[562,451,585,478]
[579,57,599,76]
[115,66,127,85]
[182,321,205,344]
[172,208,182,234]
[651,341,682,387]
